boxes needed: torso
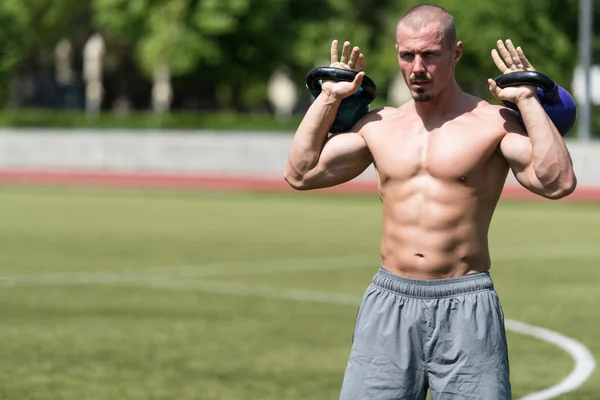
[362,96,512,279]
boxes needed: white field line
[136,279,363,306]
[0,253,375,286]
[506,320,596,400]
[0,242,596,399]
[490,242,600,261]
[123,278,596,400]
[0,241,599,286]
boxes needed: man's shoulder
[471,99,523,130]
[352,105,403,133]
[365,104,411,123]
[367,105,402,118]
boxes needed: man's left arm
[499,102,577,199]
[489,39,577,199]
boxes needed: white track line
[490,242,600,261]
[0,253,376,285]
[1,241,599,285]
[135,279,363,305]
[123,278,596,400]
[506,320,596,400]
[0,243,596,399]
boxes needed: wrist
[513,92,538,106]
[319,90,344,104]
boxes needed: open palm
[488,39,538,103]
[321,40,366,99]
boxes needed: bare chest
[367,126,503,183]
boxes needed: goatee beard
[414,93,433,102]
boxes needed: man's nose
[413,55,426,73]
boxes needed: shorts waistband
[372,267,494,299]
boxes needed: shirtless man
[283,4,576,400]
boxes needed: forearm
[285,92,342,178]
[516,96,576,190]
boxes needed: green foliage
[136,0,207,76]
[0,109,303,131]
[91,0,150,44]
[386,0,578,96]
[0,1,28,101]
[0,0,89,55]
[0,0,598,112]
[194,0,249,35]
[0,107,598,137]
[0,0,89,104]
[93,0,254,77]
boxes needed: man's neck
[413,81,463,127]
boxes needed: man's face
[396,22,461,102]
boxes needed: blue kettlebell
[494,71,577,137]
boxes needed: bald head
[397,4,457,48]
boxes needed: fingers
[330,40,339,64]
[491,49,508,73]
[496,40,514,69]
[356,53,366,72]
[348,46,360,69]
[353,71,365,89]
[505,40,522,68]
[487,78,502,101]
[330,39,364,70]
[516,46,535,71]
[493,39,536,73]
[340,41,351,64]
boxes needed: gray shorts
[339,267,511,400]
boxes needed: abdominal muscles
[379,175,496,279]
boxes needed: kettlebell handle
[495,71,557,93]
[306,67,377,102]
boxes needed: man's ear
[454,41,463,62]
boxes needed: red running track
[0,169,598,202]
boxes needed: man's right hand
[321,40,366,100]
[284,39,372,191]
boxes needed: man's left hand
[488,39,537,103]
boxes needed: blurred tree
[286,0,391,102]
[93,0,254,110]
[94,0,240,76]
[94,0,372,111]
[0,1,28,104]
[378,0,586,99]
[0,0,90,107]
[0,0,597,114]
[209,0,291,111]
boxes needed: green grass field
[0,186,598,400]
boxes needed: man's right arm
[283,91,372,191]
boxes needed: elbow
[283,170,310,191]
[543,174,577,200]
[284,159,311,190]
